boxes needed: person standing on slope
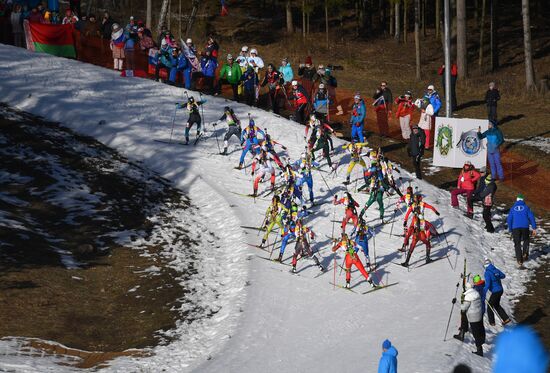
[395,90,414,140]
[400,214,433,267]
[408,126,426,179]
[291,218,324,273]
[216,54,242,101]
[342,140,369,185]
[454,281,486,357]
[176,96,204,145]
[237,119,264,169]
[482,258,511,326]
[251,148,276,197]
[260,63,283,114]
[333,192,360,234]
[350,93,366,142]
[291,80,309,124]
[331,232,377,289]
[506,194,537,266]
[260,195,285,248]
[372,81,393,136]
[469,171,497,233]
[477,120,505,181]
[354,220,374,268]
[378,339,398,373]
[215,106,241,156]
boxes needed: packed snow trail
[0,44,543,372]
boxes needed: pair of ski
[329,281,399,295]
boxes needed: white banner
[433,117,488,169]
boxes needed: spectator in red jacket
[395,90,414,139]
[291,80,309,124]
[451,161,481,217]
[438,62,458,111]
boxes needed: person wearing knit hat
[469,171,497,232]
[378,339,398,373]
[507,193,537,266]
[215,53,242,101]
[298,57,316,98]
[483,259,511,326]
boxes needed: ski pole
[269,231,280,260]
[443,280,461,341]
[169,104,179,143]
[389,206,400,237]
[212,122,222,153]
[333,255,336,290]
[199,92,207,136]
[485,300,505,325]
[373,232,377,269]
[318,168,335,198]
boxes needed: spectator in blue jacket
[426,85,442,116]
[241,66,258,106]
[477,120,505,181]
[200,50,218,94]
[350,93,366,142]
[169,49,188,87]
[493,326,548,373]
[378,339,398,373]
[483,258,511,326]
[507,194,537,265]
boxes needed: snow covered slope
[0,44,543,373]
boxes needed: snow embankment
[0,44,545,373]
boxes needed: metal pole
[444,0,452,117]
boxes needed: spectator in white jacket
[247,48,264,71]
[460,282,486,357]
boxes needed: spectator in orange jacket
[451,161,481,218]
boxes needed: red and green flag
[25,21,76,58]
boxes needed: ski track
[0,44,547,373]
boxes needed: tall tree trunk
[415,0,421,79]
[157,0,169,35]
[302,0,306,39]
[389,3,394,36]
[457,0,467,78]
[286,0,294,33]
[167,0,171,30]
[379,0,386,35]
[178,0,182,39]
[146,0,151,29]
[435,0,440,39]
[421,0,426,37]
[395,1,401,41]
[325,0,329,48]
[404,0,408,43]
[489,0,499,70]
[522,0,536,90]
[473,0,479,24]
[478,0,486,67]
[86,0,94,16]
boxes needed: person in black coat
[485,82,501,123]
[101,12,115,39]
[408,125,426,179]
[469,171,497,232]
